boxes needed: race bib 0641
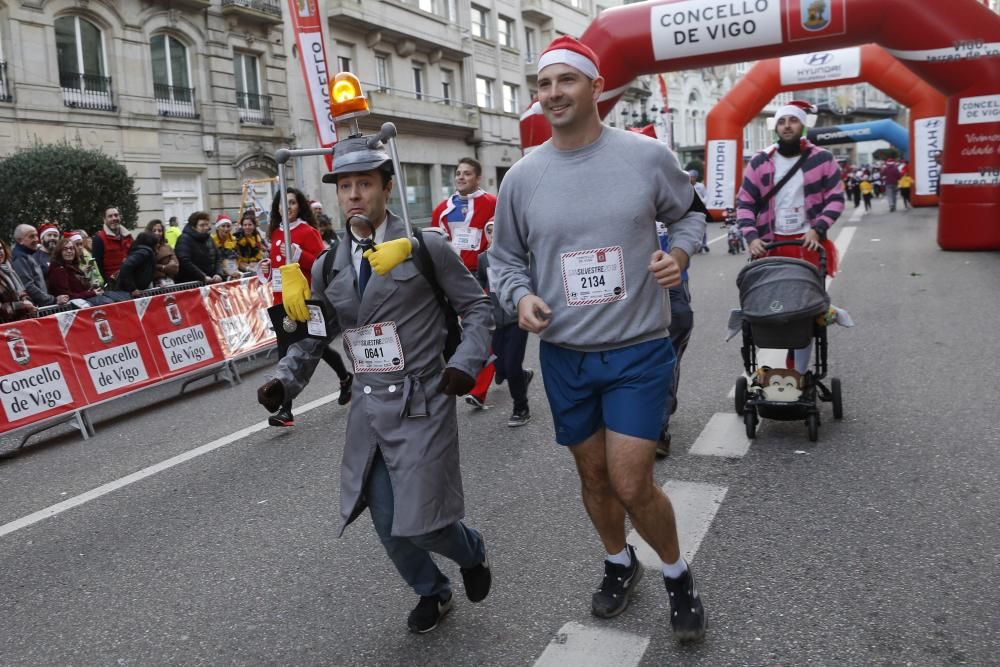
[344,321,405,373]
[560,246,627,307]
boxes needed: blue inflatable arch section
[807,119,909,160]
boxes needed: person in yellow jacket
[164,216,182,248]
[898,173,914,210]
[860,178,874,212]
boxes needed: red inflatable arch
[704,45,946,219]
[520,0,1000,250]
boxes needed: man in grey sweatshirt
[488,35,707,643]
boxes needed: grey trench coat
[275,212,493,537]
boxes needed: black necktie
[358,241,373,296]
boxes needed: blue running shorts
[539,337,676,446]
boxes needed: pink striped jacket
[736,141,845,242]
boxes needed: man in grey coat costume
[257,136,495,634]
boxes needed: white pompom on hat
[536,35,600,80]
[214,214,233,230]
[768,100,818,131]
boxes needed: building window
[417,0,435,12]
[388,163,433,223]
[413,63,425,100]
[234,52,272,124]
[161,170,204,225]
[502,82,519,114]
[471,5,489,39]
[498,15,515,48]
[441,68,454,105]
[337,56,352,73]
[151,34,195,118]
[440,164,455,200]
[476,76,493,109]
[55,16,114,110]
[525,28,537,62]
[0,32,11,102]
[375,53,390,91]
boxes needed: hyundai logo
[806,53,833,66]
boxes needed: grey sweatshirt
[489,126,705,351]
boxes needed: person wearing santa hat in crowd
[488,35,708,642]
[735,100,845,374]
[261,187,353,428]
[35,223,61,275]
[211,214,242,279]
[92,206,133,286]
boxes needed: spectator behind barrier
[236,210,266,272]
[211,215,242,279]
[115,232,159,297]
[46,236,117,305]
[0,239,37,322]
[164,216,182,248]
[175,211,224,285]
[92,206,133,285]
[145,220,180,287]
[11,224,69,307]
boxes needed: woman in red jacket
[263,187,353,427]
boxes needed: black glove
[257,379,285,412]
[437,367,475,396]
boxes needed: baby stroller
[733,241,844,442]
[727,225,745,255]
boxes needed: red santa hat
[213,214,233,230]
[310,200,323,209]
[536,35,600,80]
[38,223,61,239]
[63,231,84,243]
[768,100,818,130]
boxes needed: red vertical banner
[60,302,163,403]
[0,318,87,434]
[289,0,337,169]
[137,289,226,380]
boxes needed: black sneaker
[407,592,453,634]
[507,407,531,427]
[465,395,486,410]
[656,430,671,458]
[338,373,353,406]
[460,545,492,603]
[664,566,707,642]
[592,544,644,618]
[268,408,294,427]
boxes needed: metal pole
[369,122,416,245]
[275,146,334,257]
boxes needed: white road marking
[629,481,728,569]
[533,621,651,667]
[689,413,751,458]
[0,392,341,539]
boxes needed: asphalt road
[2,201,998,666]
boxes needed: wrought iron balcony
[154,83,199,119]
[59,71,116,111]
[237,91,274,125]
[221,0,282,24]
[0,62,12,103]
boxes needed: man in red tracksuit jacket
[431,157,497,408]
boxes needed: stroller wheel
[744,408,757,439]
[831,378,844,420]
[806,413,819,442]
[734,377,748,416]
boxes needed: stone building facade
[0,0,291,226]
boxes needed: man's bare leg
[568,428,627,554]
[604,429,680,563]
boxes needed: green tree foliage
[0,142,138,241]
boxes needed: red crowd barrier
[0,278,275,437]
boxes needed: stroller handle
[761,239,827,276]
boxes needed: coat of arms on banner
[802,0,830,31]
[785,0,847,41]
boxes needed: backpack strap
[319,246,338,287]
[410,228,454,317]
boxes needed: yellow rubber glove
[279,263,311,321]
[364,237,413,276]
